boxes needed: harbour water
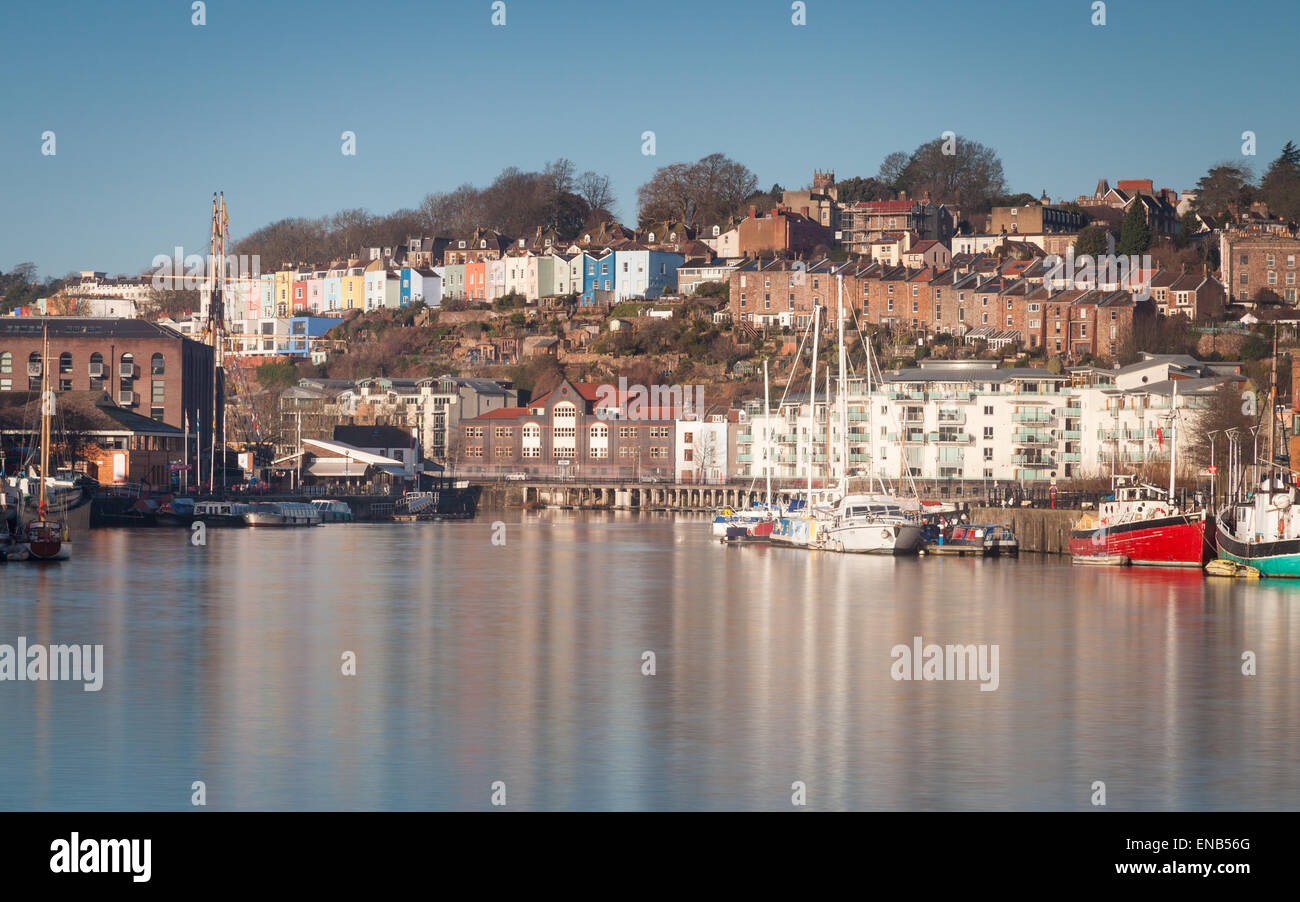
[2,512,1298,811]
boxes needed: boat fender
[1280,517,1286,536]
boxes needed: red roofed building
[455,378,689,479]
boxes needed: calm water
[1,512,1298,811]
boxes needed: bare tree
[636,154,758,227]
[577,170,614,214]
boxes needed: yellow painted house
[274,268,296,316]
[342,266,366,310]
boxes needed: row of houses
[450,355,1246,486]
[725,255,1227,362]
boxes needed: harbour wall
[969,507,1078,555]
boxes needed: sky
[2,0,1297,279]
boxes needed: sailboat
[770,304,837,548]
[712,358,784,539]
[821,274,923,555]
[24,325,72,561]
[1068,382,1211,567]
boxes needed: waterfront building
[675,415,729,484]
[454,379,681,479]
[0,316,221,452]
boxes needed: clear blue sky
[2,0,1295,278]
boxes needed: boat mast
[763,358,771,507]
[1168,381,1177,505]
[1268,325,1278,472]
[836,273,848,495]
[38,324,49,520]
[807,304,820,504]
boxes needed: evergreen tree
[1073,224,1110,258]
[1260,140,1300,222]
[1117,200,1151,256]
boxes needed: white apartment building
[872,363,1075,482]
[1071,355,1245,477]
[734,378,871,485]
[675,416,729,484]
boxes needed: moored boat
[193,500,251,527]
[1068,478,1211,567]
[823,493,924,555]
[1215,472,1300,578]
[310,499,354,523]
[1205,558,1260,579]
[1072,552,1130,566]
[244,501,321,527]
[932,523,1018,557]
[23,326,71,562]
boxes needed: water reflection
[1,512,1296,810]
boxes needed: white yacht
[824,493,924,555]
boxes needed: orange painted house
[465,260,486,300]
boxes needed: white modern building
[675,416,729,484]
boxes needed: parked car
[505,472,527,481]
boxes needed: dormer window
[669,232,676,241]
[648,233,656,243]
[712,225,720,237]
[458,241,466,249]
[544,238,551,246]
[480,240,487,249]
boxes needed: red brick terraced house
[454,379,686,479]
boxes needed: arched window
[522,424,541,439]
[89,352,104,390]
[590,423,608,438]
[59,352,72,374]
[151,353,165,375]
[28,352,42,390]
[120,353,134,380]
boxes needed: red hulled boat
[1068,477,1212,567]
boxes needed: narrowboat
[193,500,251,527]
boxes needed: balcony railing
[1012,454,1056,467]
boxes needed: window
[984,427,993,439]
[984,406,993,416]
[465,427,484,438]
[0,352,9,374]
[28,352,42,390]
[494,426,514,438]
[151,353,165,375]
[983,447,993,460]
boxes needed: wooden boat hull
[1072,553,1130,566]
